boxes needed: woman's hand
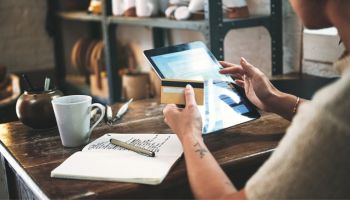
[163,85,202,143]
[164,87,241,200]
[219,57,279,112]
[220,57,300,120]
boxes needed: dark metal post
[204,0,225,60]
[47,0,66,86]
[269,0,283,75]
[102,0,121,103]
[152,28,165,48]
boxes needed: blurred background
[0,0,343,123]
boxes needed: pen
[115,98,133,120]
[110,138,155,157]
[44,77,50,91]
[105,105,113,125]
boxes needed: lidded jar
[16,89,63,129]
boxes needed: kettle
[16,89,63,129]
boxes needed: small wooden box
[90,73,151,100]
[90,75,109,99]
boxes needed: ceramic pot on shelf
[112,0,124,16]
[124,0,137,17]
[135,0,159,17]
[223,0,250,19]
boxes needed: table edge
[0,141,49,200]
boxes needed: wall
[0,0,54,72]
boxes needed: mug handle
[89,103,106,134]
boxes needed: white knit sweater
[246,55,350,199]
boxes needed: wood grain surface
[0,99,289,199]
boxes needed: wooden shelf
[58,11,207,31]
[107,16,207,31]
[57,11,270,32]
[58,11,102,22]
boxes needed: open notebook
[51,133,183,185]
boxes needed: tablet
[144,41,233,82]
[144,41,260,134]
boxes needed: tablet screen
[151,48,231,82]
[146,42,232,82]
[202,80,256,134]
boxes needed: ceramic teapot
[16,89,63,129]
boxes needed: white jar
[135,0,159,17]
[112,0,124,16]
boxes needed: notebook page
[51,151,180,185]
[82,133,183,157]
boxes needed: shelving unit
[49,0,282,104]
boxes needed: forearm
[269,91,307,121]
[181,133,237,199]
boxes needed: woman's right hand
[219,57,299,120]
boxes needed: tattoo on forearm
[193,142,207,158]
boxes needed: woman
[163,0,350,199]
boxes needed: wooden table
[0,99,289,199]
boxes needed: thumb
[184,84,197,107]
[240,57,256,76]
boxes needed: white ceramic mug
[52,95,105,147]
